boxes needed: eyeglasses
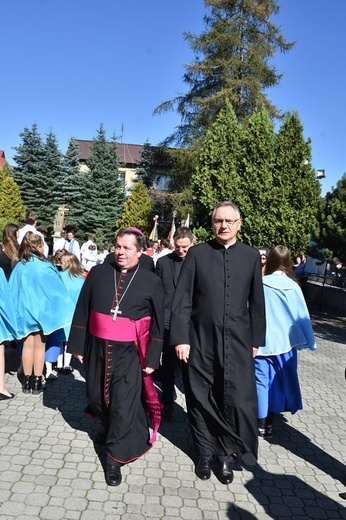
[213,218,240,227]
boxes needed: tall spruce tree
[39,129,64,229]
[239,108,275,247]
[134,140,154,188]
[61,137,85,227]
[155,0,294,145]
[79,124,125,241]
[191,99,242,230]
[0,164,25,233]
[273,111,320,255]
[312,174,346,260]
[115,180,153,236]
[13,123,45,219]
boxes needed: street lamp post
[316,169,326,180]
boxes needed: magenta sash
[89,311,136,341]
[89,311,161,444]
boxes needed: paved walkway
[0,310,345,520]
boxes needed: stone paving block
[124,492,146,505]
[197,497,221,510]
[182,498,198,507]
[178,486,200,499]
[203,512,219,519]
[163,509,181,517]
[120,514,144,520]
[141,483,164,497]
[81,511,106,520]
[180,505,206,519]
[161,494,183,508]
[64,497,89,511]
[160,477,181,488]
[0,501,27,516]
[103,501,126,514]
[141,503,165,516]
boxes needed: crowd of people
[0,202,316,487]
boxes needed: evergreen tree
[240,108,275,247]
[312,174,346,260]
[61,137,85,227]
[13,123,45,218]
[191,99,242,231]
[168,147,198,192]
[273,111,320,255]
[79,124,125,241]
[39,129,64,229]
[155,0,294,145]
[134,140,154,188]
[0,164,25,233]
[191,102,319,251]
[115,180,153,236]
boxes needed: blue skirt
[255,349,302,419]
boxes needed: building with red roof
[75,140,172,194]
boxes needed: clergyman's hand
[175,344,190,363]
[72,354,83,364]
[252,348,258,358]
[143,367,155,375]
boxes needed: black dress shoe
[0,392,15,400]
[216,461,234,485]
[106,464,122,486]
[195,458,211,480]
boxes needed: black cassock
[170,239,266,463]
[67,260,164,464]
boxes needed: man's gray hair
[211,201,241,221]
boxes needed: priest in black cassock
[67,228,164,486]
[170,201,266,485]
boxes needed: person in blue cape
[56,251,85,374]
[0,267,17,400]
[9,232,75,395]
[255,245,316,439]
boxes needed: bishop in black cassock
[170,202,266,485]
[67,229,164,486]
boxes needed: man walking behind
[155,227,194,417]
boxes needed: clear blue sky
[1,0,344,196]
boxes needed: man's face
[114,234,142,269]
[174,237,193,258]
[212,206,241,246]
[67,232,74,241]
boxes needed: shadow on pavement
[42,360,98,441]
[266,414,346,487]
[310,309,346,345]
[236,464,346,519]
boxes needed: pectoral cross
[111,305,122,321]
